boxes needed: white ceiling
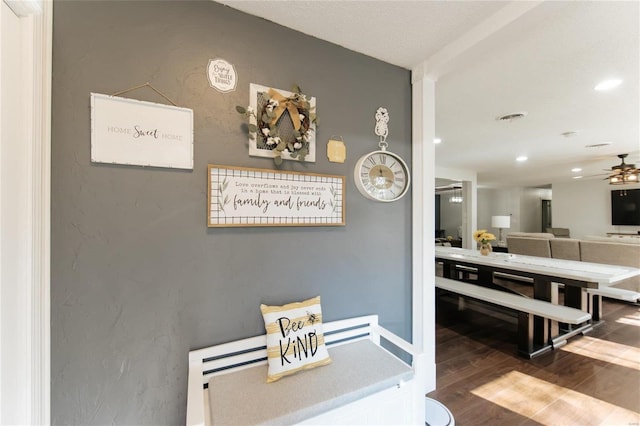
[217,0,639,188]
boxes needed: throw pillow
[260,296,331,383]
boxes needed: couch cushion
[506,236,551,258]
[580,241,640,268]
[507,232,555,239]
[580,241,640,292]
[550,238,581,261]
[551,227,571,238]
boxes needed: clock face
[354,150,410,202]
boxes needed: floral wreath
[237,85,317,166]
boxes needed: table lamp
[491,215,511,247]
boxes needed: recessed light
[572,176,583,179]
[594,79,622,91]
[433,138,442,144]
[571,168,582,172]
[516,156,528,162]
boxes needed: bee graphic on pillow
[306,311,318,325]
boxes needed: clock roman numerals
[354,150,410,202]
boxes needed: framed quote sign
[90,93,194,169]
[208,165,345,227]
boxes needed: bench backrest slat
[189,334,266,362]
[202,349,268,375]
[325,329,371,347]
[189,315,381,387]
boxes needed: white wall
[552,179,640,239]
[477,187,552,239]
[473,179,640,242]
[53,3,415,423]
[478,188,519,230]
[521,187,552,232]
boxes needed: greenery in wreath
[236,84,317,166]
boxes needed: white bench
[586,287,640,302]
[584,287,640,321]
[186,315,426,426]
[445,262,535,285]
[435,276,592,358]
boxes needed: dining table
[434,246,640,345]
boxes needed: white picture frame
[248,84,316,163]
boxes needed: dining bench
[435,276,592,358]
[584,287,640,320]
[186,315,426,426]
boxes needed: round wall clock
[354,149,410,202]
[353,107,411,202]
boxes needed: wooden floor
[427,278,640,426]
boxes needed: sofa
[506,232,640,293]
[546,227,571,238]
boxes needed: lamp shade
[491,215,511,229]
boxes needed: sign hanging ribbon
[267,89,302,131]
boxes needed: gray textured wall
[51,1,412,424]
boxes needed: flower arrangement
[473,230,496,245]
[236,84,317,166]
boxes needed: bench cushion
[260,296,331,383]
[207,339,414,426]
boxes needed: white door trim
[31,1,52,423]
[0,0,51,424]
[410,65,436,393]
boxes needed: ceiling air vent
[496,111,528,122]
[585,142,613,148]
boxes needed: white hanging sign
[207,58,237,93]
[90,93,194,170]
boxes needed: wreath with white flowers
[236,84,317,166]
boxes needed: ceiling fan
[434,183,461,193]
[606,154,639,185]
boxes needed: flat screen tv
[611,189,640,226]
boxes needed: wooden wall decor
[208,165,345,227]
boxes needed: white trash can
[425,397,455,426]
